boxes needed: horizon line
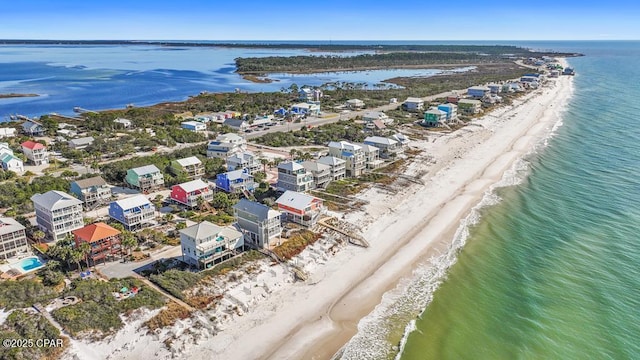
[1,39,638,42]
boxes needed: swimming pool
[16,256,45,273]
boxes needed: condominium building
[233,199,282,248]
[0,217,29,260]
[301,161,332,189]
[317,156,347,181]
[277,161,314,192]
[31,190,84,242]
[327,141,365,177]
[207,133,246,159]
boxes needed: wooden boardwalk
[132,273,196,312]
[318,217,369,248]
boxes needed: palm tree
[33,230,45,244]
[260,158,270,173]
[120,231,137,258]
[289,149,298,160]
[75,241,92,269]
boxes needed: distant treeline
[235,52,507,74]
[0,40,582,57]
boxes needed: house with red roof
[21,140,48,165]
[73,222,122,265]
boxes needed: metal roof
[180,221,242,241]
[276,190,320,211]
[31,190,83,210]
[0,217,25,235]
[73,176,107,189]
[174,156,202,167]
[130,164,161,175]
[364,136,398,146]
[233,198,280,221]
[328,141,362,152]
[317,156,346,166]
[301,161,330,173]
[278,161,305,172]
[113,194,152,210]
[174,179,210,193]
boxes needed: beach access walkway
[318,217,369,248]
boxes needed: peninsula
[0,43,574,360]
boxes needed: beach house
[72,222,122,265]
[291,103,321,116]
[346,99,365,110]
[423,108,448,127]
[487,84,502,94]
[207,133,246,159]
[170,156,205,180]
[21,140,48,165]
[21,120,45,136]
[181,121,207,133]
[458,99,482,115]
[223,118,250,132]
[31,190,84,242]
[113,118,133,129]
[362,111,394,125]
[301,161,332,189]
[180,221,244,270]
[277,161,314,192]
[125,165,165,193]
[0,153,23,173]
[328,141,365,177]
[70,176,112,208]
[0,143,23,173]
[276,191,324,227]
[446,92,460,104]
[363,136,401,159]
[215,169,255,194]
[0,128,16,138]
[170,179,214,208]
[233,199,282,248]
[437,103,458,122]
[299,87,323,102]
[0,217,29,260]
[402,97,424,112]
[390,133,410,148]
[317,156,346,181]
[109,195,156,231]
[359,144,383,170]
[226,151,261,174]
[467,86,491,99]
[68,136,95,150]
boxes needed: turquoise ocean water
[398,42,640,359]
[338,41,640,360]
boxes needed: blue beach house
[109,195,156,231]
[215,169,255,194]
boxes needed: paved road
[244,89,465,140]
[98,244,183,279]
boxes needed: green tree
[33,230,46,244]
[120,231,137,258]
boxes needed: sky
[1,0,639,41]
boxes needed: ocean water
[0,44,469,118]
[340,41,640,359]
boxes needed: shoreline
[188,64,573,359]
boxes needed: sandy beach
[62,62,573,360]
[207,69,573,360]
